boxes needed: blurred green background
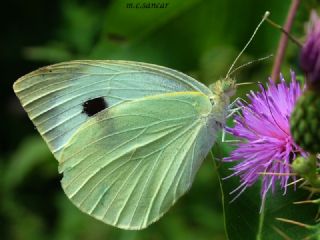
[0,0,314,239]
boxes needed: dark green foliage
[2,0,319,239]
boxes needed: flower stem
[271,0,301,82]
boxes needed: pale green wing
[13,60,212,160]
[59,92,217,230]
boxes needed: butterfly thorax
[208,77,236,124]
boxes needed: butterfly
[13,11,269,230]
[13,60,236,229]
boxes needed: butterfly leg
[226,96,250,118]
[221,98,245,143]
[227,97,244,110]
[227,97,250,111]
[221,129,240,143]
[226,107,243,118]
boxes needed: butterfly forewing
[13,60,212,160]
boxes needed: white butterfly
[13,12,269,230]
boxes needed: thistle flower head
[300,10,320,88]
[224,72,306,201]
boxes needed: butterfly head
[207,77,236,126]
[209,77,236,99]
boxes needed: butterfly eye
[82,97,108,117]
[210,98,215,106]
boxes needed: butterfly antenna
[229,54,273,76]
[225,11,270,78]
[235,82,256,87]
[265,17,302,47]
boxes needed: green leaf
[1,136,57,240]
[215,144,319,240]
[215,158,261,240]
[58,1,104,55]
[260,189,318,240]
[100,0,203,42]
[23,44,72,62]
[3,136,55,191]
[90,0,204,59]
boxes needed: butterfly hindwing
[59,92,217,229]
[13,60,212,160]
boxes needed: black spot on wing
[82,97,108,117]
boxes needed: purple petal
[223,72,306,203]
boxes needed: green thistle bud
[292,155,320,188]
[290,90,320,154]
[292,155,316,176]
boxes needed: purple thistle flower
[300,10,320,88]
[224,72,306,202]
